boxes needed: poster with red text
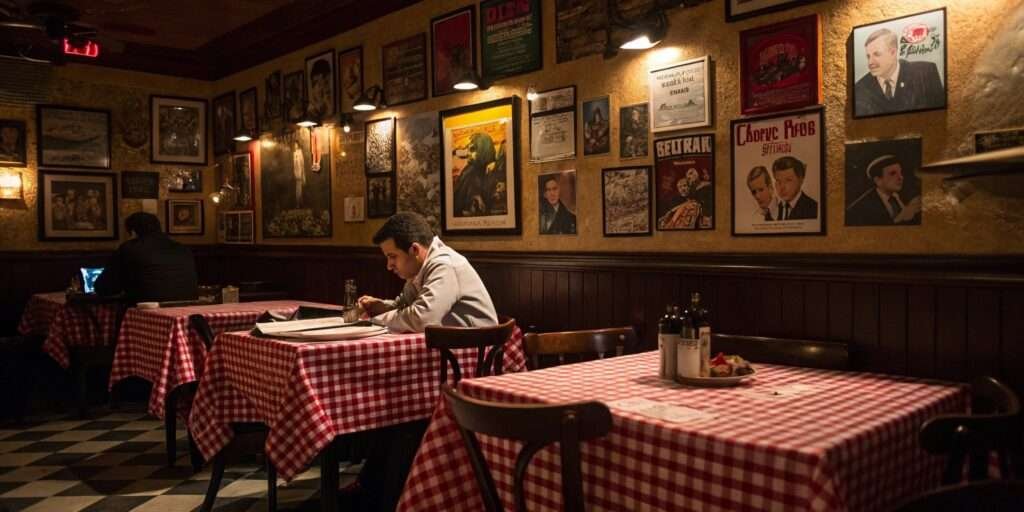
[739,14,821,115]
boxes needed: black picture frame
[382,33,428,107]
[0,119,27,167]
[264,70,283,120]
[305,49,336,120]
[366,174,396,219]
[166,198,205,235]
[37,105,111,170]
[337,46,364,114]
[726,0,824,23]
[480,0,543,81]
[431,5,477,97]
[528,85,577,163]
[121,171,160,199]
[212,91,237,156]
[37,169,118,241]
[283,70,307,124]
[238,87,259,136]
[601,166,652,237]
[364,117,396,175]
[151,95,208,166]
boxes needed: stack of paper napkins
[253,317,387,341]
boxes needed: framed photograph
[367,175,396,218]
[383,34,428,107]
[121,171,159,199]
[975,128,1024,154]
[582,96,611,156]
[37,105,110,169]
[480,0,542,81]
[212,92,236,155]
[230,152,254,209]
[740,14,822,116]
[238,87,259,136]
[602,166,651,237]
[431,6,476,97]
[397,111,441,233]
[555,0,608,64]
[726,0,824,23]
[283,70,307,123]
[845,138,922,227]
[620,103,650,159]
[365,117,396,175]
[168,168,201,193]
[0,119,27,166]
[166,199,204,235]
[338,46,363,114]
[38,169,118,241]
[306,50,336,120]
[264,70,282,120]
[530,86,576,163]
[731,107,825,236]
[440,96,522,236]
[222,210,254,244]
[655,134,714,231]
[538,170,577,235]
[344,196,365,222]
[649,56,712,133]
[852,8,947,119]
[259,127,332,238]
[151,95,207,165]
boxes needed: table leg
[321,437,338,512]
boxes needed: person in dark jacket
[94,212,198,303]
[539,175,577,234]
[771,156,819,220]
[854,28,945,117]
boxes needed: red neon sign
[63,38,100,58]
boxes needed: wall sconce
[353,85,386,111]
[0,172,23,200]
[209,183,236,205]
[233,130,254,142]
[340,113,354,133]
[296,109,319,128]
[526,86,538,102]
[453,70,490,91]
[603,0,702,58]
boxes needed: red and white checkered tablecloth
[21,292,123,369]
[189,327,526,481]
[17,292,65,337]
[109,301,339,420]
[398,352,968,512]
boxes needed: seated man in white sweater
[358,211,498,332]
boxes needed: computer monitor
[79,267,104,294]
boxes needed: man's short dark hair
[372,212,434,251]
[125,212,162,237]
[772,156,806,180]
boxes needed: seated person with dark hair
[94,212,198,303]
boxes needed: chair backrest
[919,376,1022,484]
[442,385,612,512]
[189,314,215,350]
[889,479,1024,512]
[425,316,516,385]
[524,327,636,370]
[710,333,851,370]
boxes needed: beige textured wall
[0,64,216,251]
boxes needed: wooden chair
[710,333,851,370]
[442,384,612,512]
[919,376,1022,484]
[523,327,636,370]
[889,479,1024,511]
[425,316,517,385]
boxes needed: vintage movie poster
[582,96,610,156]
[337,47,363,114]
[538,170,577,235]
[845,138,922,227]
[649,56,712,132]
[397,111,441,232]
[383,34,428,106]
[620,103,649,159]
[602,166,651,236]
[440,97,521,235]
[739,14,822,116]
[975,127,1024,153]
[259,127,332,238]
[431,6,476,97]
[655,134,714,231]
[731,108,824,236]
[481,0,542,80]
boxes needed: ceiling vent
[0,56,51,106]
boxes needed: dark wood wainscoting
[3,247,1023,393]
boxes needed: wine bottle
[689,292,711,377]
[657,305,678,380]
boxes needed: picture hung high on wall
[538,169,577,235]
[166,198,204,235]
[845,138,922,227]
[265,70,282,120]
[238,87,259,137]
[37,105,110,169]
[739,14,821,116]
[554,0,607,64]
[337,46,363,114]
[655,134,714,231]
[0,119,27,167]
[151,96,207,165]
[212,91,236,155]
[365,117,396,175]
[38,169,118,241]
[582,96,610,156]
[121,171,159,199]
[726,0,824,23]
[283,70,307,123]
[602,166,651,237]
[260,127,332,238]
[480,0,542,81]
[530,86,576,163]
[649,56,712,133]
[367,175,396,218]
[306,49,336,120]
[382,34,428,106]
[168,168,201,193]
[439,96,521,236]
[431,6,476,97]
[222,210,254,244]
[975,128,1024,154]
[230,152,254,210]
[851,8,947,119]
[731,107,825,236]
[620,103,650,159]
[397,111,441,233]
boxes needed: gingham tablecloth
[20,292,122,368]
[189,327,526,481]
[17,292,65,337]
[398,352,968,512]
[109,301,340,420]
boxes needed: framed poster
[731,107,825,236]
[726,0,824,23]
[367,175,396,218]
[480,0,542,80]
[975,128,1024,154]
[306,49,336,120]
[620,103,650,159]
[338,46,363,114]
[655,134,714,231]
[283,70,307,123]
[168,168,201,193]
[383,34,428,107]
[166,199,204,235]
[602,166,651,237]
[555,0,608,64]
[851,8,947,119]
[37,105,110,169]
[845,138,922,227]
[230,152,254,209]
[264,70,282,120]
[0,119,27,167]
[431,6,476,97]
[582,96,611,156]
[222,210,254,244]
[649,56,712,133]
[238,87,259,136]
[212,91,236,155]
[397,111,441,233]
[365,117,396,175]
[739,14,822,116]
[38,169,118,241]
[439,96,521,236]
[151,95,207,165]
[530,86,576,163]
[260,127,332,238]
[538,169,577,235]
[121,171,159,199]
[344,196,365,222]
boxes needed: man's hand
[357,295,389,316]
[894,196,922,224]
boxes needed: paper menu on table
[606,397,716,423]
[737,383,821,400]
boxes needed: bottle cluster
[658,292,712,380]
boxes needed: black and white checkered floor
[0,407,357,512]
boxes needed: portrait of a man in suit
[846,153,922,226]
[854,27,945,117]
[771,156,818,220]
[746,166,779,222]
[538,173,576,235]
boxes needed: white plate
[675,369,756,388]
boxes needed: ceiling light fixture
[605,0,686,58]
[453,70,490,91]
[353,85,386,111]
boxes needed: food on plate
[708,352,754,377]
